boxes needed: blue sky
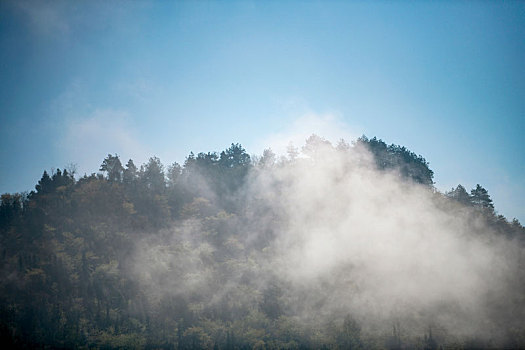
[1,1,524,222]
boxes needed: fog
[131,137,522,346]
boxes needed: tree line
[0,136,523,349]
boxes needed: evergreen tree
[219,143,251,169]
[123,159,138,186]
[357,136,434,186]
[140,157,165,194]
[286,142,299,162]
[258,148,276,168]
[1,138,524,349]
[167,162,182,188]
[100,154,124,182]
[302,134,332,159]
[447,184,471,206]
[35,171,53,194]
[470,184,494,209]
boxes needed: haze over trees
[0,136,524,349]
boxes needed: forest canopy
[0,135,524,349]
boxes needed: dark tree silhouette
[357,136,434,186]
[470,184,494,210]
[100,154,124,182]
[0,138,523,349]
[447,184,471,206]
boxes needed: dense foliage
[0,137,523,349]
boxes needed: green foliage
[123,159,138,186]
[220,143,251,169]
[357,136,434,186]
[100,154,124,183]
[0,139,523,349]
[35,170,53,194]
[470,184,494,210]
[139,156,165,194]
[446,184,471,206]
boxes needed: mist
[1,135,523,348]
[127,137,524,348]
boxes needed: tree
[0,193,23,228]
[183,152,196,170]
[336,138,351,152]
[258,148,276,169]
[100,154,124,182]
[196,152,219,172]
[356,136,434,186]
[388,144,434,186]
[123,159,137,186]
[166,162,184,217]
[182,327,212,349]
[139,157,165,194]
[219,143,251,169]
[52,168,74,188]
[286,142,299,162]
[447,184,471,206]
[356,136,389,170]
[180,151,219,201]
[302,134,332,159]
[167,162,182,188]
[470,184,494,209]
[35,171,53,194]
[217,144,251,198]
[3,138,525,349]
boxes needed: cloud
[132,137,521,344]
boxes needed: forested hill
[1,136,524,349]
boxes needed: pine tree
[470,184,494,209]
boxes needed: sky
[0,1,524,222]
